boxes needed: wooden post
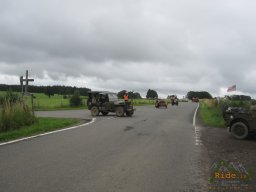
[20,70,35,115]
[22,70,34,95]
[31,94,35,116]
[20,76,24,95]
[25,70,28,94]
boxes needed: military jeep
[87,91,135,117]
[170,95,179,106]
[223,107,256,139]
[155,99,167,108]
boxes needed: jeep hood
[114,100,125,105]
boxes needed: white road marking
[193,103,203,146]
[193,103,199,126]
[0,118,96,147]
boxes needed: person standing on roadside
[124,91,129,102]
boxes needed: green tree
[230,95,251,101]
[186,91,212,99]
[69,90,82,107]
[146,89,158,99]
[132,92,142,99]
[45,86,54,98]
[117,90,127,99]
[117,90,142,99]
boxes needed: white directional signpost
[20,70,35,115]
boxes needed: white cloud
[1,0,256,98]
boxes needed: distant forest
[0,84,91,96]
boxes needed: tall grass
[199,98,253,128]
[199,99,225,127]
[0,96,36,133]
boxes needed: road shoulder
[197,115,256,191]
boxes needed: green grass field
[25,93,88,110]
[199,99,225,128]
[0,117,81,142]
[1,91,155,110]
[132,99,156,106]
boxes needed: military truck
[87,91,135,117]
[223,107,256,139]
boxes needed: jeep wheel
[231,122,249,140]
[126,111,133,117]
[91,106,99,116]
[101,111,109,116]
[116,107,124,117]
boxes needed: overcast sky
[1,0,256,98]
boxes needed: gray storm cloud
[1,0,256,98]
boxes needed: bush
[0,90,20,105]
[219,98,251,112]
[69,90,82,107]
[0,99,36,132]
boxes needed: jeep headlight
[230,115,234,119]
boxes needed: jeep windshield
[108,93,118,101]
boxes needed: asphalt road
[0,103,209,192]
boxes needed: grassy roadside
[199,99,225,128]
[0,117,81,142]
[1,91,156,110]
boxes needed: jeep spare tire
[116,106,124,117]
[231,122,249,140]
[91,106,99,116]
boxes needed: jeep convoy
[87,91,135,117]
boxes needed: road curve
[0,103,208,192]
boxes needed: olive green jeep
[87,91,135,117]
[224,107,256,139]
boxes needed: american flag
[227,84,236,92]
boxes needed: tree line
[225,95,251,101]
[186,91,252,101]
[117,89,158,99]
[186,91,212,100]
[117,90,142,99]
[0,84,91,97]
[4,84,248,101]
